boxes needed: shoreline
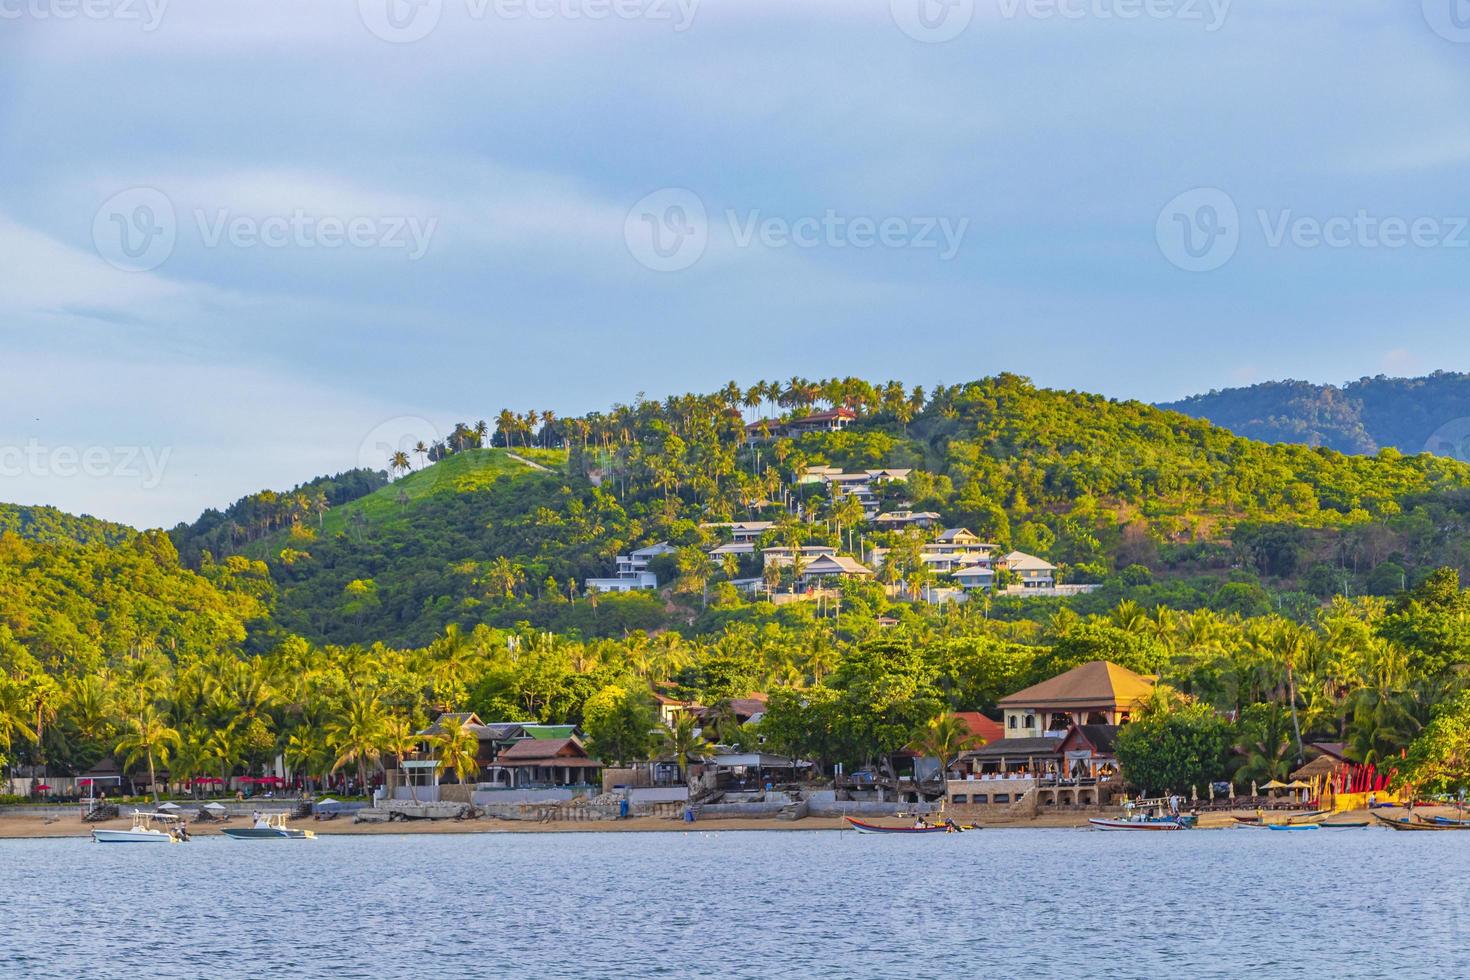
[0,807,1390,839]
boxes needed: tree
[434,720,481,787]
[381,715,423,803]
[1399,691,1470,795]
[660,713,712,781]
[328,692,388,794]
[582,685,655,766]
[115,705,181,803]
[1113,703,1231,797]
[912,713,982,786]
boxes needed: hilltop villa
[585,542,676,594]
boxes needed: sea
[0,827,1465,978]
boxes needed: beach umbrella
[33,784,51,791]
[202,802,227,812]
[1251,780,1258,797]
[156,802,181,811]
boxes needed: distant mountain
[1160,373,1470,459]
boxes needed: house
[761,544,838,568]
[953,711,1006,748]
[708,540,756,558]
[585,541,676,593]
[1057,724,1122,781]
[653,691,704,727]
[494,736,603,789]
[745,407,857,440]
[952,563,995,590]
[923,530,997,573]
[996,660,1155,738]
[864,468,912,483]
[795,554,873,586]
[1000,550,1057,589]
[873,510,942,529]
[702,521,774,543]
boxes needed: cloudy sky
[2,0,1468,528]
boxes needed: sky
[1,0,1468,528]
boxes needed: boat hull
[1088,818,1183,831]
[221,827,316,840]
[92,829,175,843]
[844,817,951,835]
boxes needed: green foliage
[582,684,656,765]
[1113,703,1233,795]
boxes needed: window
[974,794,988,804]
[1008,715,1018,730]
[994,793,1010,804]
[1024,714,1035,728]
[952,794,967,804]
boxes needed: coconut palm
[115,705,181,803]
[382,715,424,802]
[434,720,481,787]
[913,713,982,786]
[660,714,713,781]
[389,450,411,478]
[328,692,388,794]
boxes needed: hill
[1160,372,1470,457]
[184,374,1470,647]
[0,503,135,547]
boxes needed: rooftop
[997,661,1155,709]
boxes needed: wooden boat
[1267,823,1320,831]
[1087,816,1185,831]
[844,816,957,834]
[1419,814,1470,827]
[92,811,185,844]
[221,812,316,840]
[1372,812,1470,832]
[1319,820,1368,829]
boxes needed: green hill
[0,503,135,547]
[1160,372,1470,457]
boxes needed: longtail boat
[844,816,955,834]
[1087,816,1185,831]
[1372,812,1470,831]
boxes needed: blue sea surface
[0,827,1464,978]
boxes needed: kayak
[844,816,955,834]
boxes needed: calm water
[1,827,1466,978]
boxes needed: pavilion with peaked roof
[996,660,1155,739]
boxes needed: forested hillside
[7,374,1470,794]
[1161,372,1470,457]
[0,503,135,547]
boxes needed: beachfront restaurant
[493,736,603,790]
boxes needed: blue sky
[2,0,1468,528]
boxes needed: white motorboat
[92,810,186,844]
[221,812,316,840]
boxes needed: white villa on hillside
[873,510,942,530]
[796,554,873,587]
[585,542,676,594]
[1001,551,1057,589]
[762,545,838,568]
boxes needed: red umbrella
[33,784,51,791]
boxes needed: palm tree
[913,713,982,788]
[389,450,411,478]
[661,714,713,782]
[413,441,429,469]
[115,706,181,803]
[328,692,388,795]
[382,715,423,803]
[434,720,481,788]
[285,726,329,795]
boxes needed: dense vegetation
[6,373,1470,795]
[1161,372,1470,457]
